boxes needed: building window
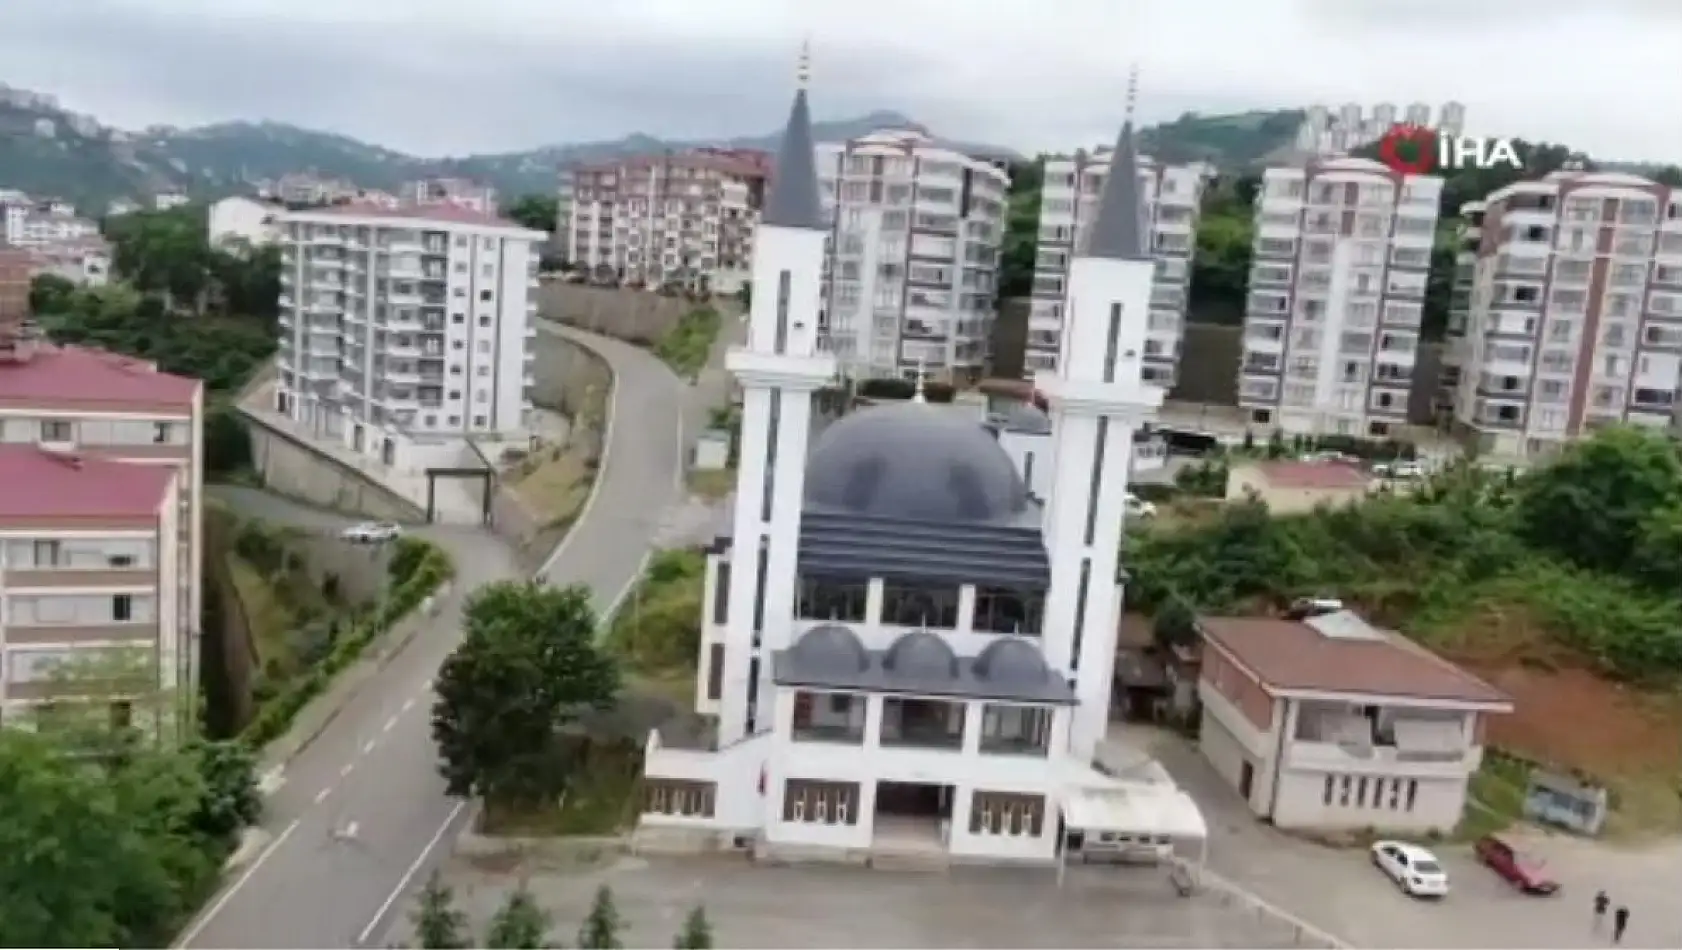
[972,586,1045,636]
[40,420,73,442]
[479,290,493,302]
[795,576,868,622]
[782,779,859,825]
[979,704,1052,756]
[969,791,1046,837]
[705,644,724,701]
[880,583,959,628]
[791,691,865,744]
[32,540,61,568]
[112,595,132,622]
[1339,776,1352,806]
[644,779,715,818]
[1323,775,1334,805]
[152,422,172,444]
[1405,779,1418,812]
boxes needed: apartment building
[1238,158,1442,438]
[815,129,1010,379]
[208,196,284,248]
[558,151,765,294]
[1295,102,1467,158]
[274,203,545,469]
[1027,147,1208,383]
[260,174,362,207]
[0,198,100,248]
[0,320,204,741]
[25,238,111,287]
[1448,170,1682,458]
[402,178,498,214]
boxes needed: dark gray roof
[775,628,1076,705]
[760,89,825,230]
[804,401,1031,525]
[799,510,1050,587]
[1084,121,1152,261]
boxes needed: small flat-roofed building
[1195,610,1511,834]
[1225,460,1371,513]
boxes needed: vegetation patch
[510,443,593,528]
[605,549,706,678]
[653,306,722,380]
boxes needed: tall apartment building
[0,198,99,248]
[1295,101,1467,157]
[0,318,204,741]
[1447,170,1682,458]
[1027,146,1208,383]
[557,152,765,294]
[1237,157,1442,437]
[274,204,544,469]
[815,128,1009,379]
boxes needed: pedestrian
[1612,905,1629,945]
[1594,890,1609,930]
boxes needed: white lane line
[401,698,415,713]
[340,762,355,778]
[314,787,332,805]
[357,800,468,947]
[257,765,286,797]
[383,715,399,733]
[362,739,377,755]
[175,818,301,948]
[600,551,650,627]
[673,408,685,491]
[421,677,432,691]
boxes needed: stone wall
[242,414,428,524]
[537,282,694,345]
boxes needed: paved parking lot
[1145,730,1682,949]
[410,847,1312,948]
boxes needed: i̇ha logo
[1377,124,1522,175]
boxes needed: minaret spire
[761,41,825,231]
[797,38,811,89]
[1124,62,1140,124]
[1082,67,1151,262]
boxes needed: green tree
[484,881,553,949]
[27,273,76,314]
[672,905,712,950]
[997,158,1043,298]
[1187,184,1255,325]
[1151,595,1198,650]
[504,195,559,234]
[576,885,624,950]
[1515,426,1682,580]
[432,581,621,806]
[412,871,473,949]
[189,739,263,841]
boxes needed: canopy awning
[1061,783,1208,841]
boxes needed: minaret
[717,44,837,744]
[1037,68,1166,761]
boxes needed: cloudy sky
[0,0,1675,161]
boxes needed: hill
[0,93,1020,211]
[1136,109,1306,169]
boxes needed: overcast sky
[0,0,1676,161]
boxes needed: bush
[607,549,705,672]
[653,307,722,379]
[241,539,453,747]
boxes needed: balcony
[1286,740,1474,778]
[977,704,1051,757]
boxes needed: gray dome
[805,402,1029,524]
[789,624,869,674]
[973,638,1052,685]
[882,631,960,680]
[1002,404,1052,435]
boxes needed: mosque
[634,58,1207,867]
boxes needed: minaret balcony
[727,345,837,390]
[1035,371,1165,419]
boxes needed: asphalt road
[181,324,694,949]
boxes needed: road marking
[601,551,650,627]
[536,328,622,580]
[357,800,468,947]
[401,698,415,712]
[383,715,398,733]
[362,739,377,754]
[314,787,332,804]
[673,409,685,491]
[342,820,360,839]
[175,818,301,948]
[257,765,286,797]
[421,677,432,690]
[340,762,355,778]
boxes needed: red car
[1475,835,1560,895]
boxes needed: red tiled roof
[1198,615,1510,705]
[0,344,200,406]
[1250,461,1370,490]
[0,445,174,519]
[305,202,527,230]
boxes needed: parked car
[1373,460,1426,479]
[1124,492,1157,519]
[1371,840,1450,898]
[340,521,402,545]
[1474,834,1560,895]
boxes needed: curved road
[180,326,695,949]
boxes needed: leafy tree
[1151,595,1198,650]
[504,195,559,234]
[576,885,624,950]
[189,739,263,841]
[484,881,554,949]
[412,871,473,949]
[432,581,621,806]
[1515,426,1682,580]
[27,273,76,314]
[997,158,1043,299]
[672,905,712,950]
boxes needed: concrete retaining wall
[242,411,428,524]
[537,283,694,345]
